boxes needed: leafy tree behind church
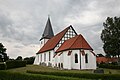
[101,17,120,58]
[24,56,35,64]
[0,43,8,62]
[16,56,22,60]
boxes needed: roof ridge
[69,25,78,35]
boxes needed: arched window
[58,63,60,68]
[61,63,63,68]
[85,54,88,63]
[75,54,78,63]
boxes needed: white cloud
[1,39,39,59]
[0,0,120,58]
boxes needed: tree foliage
[24,56,35,64]
[16,56,22,60]
[0,43,8,62]
[101,17,120,57]
[96,54,104,57]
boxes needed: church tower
[40,17,54,48]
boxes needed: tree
[0,43,8,62]
[24,56,35,64]
[96,54,104,57]
[101,17,120,58]
[16,56,22,60]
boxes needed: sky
[0,0,120,59]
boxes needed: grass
[103,68,120,74]
[6,65,92,74]
[2,65,120,80]
[6,65,120,74]
[4,65,93,80]
[0,71,91,80]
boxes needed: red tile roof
[56,34,93,53]
[38,26,70,53]
[97,57,118,63]
[96,57,108,63]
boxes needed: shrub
[6,60,26,69]
[98,64,120,69]
[26,60,34,64]
[41,62,46,66]
[0,63,6,70]
[24,57,35,64]
[48,62,52,67]
[111,62,118,65]
[27,70,120,80]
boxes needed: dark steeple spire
[40,17,54,40]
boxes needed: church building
[34,17,96,70]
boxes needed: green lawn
[6,65,93,74]
[2,65,119,80]
[5,65,93,80]
[6,65,120,74]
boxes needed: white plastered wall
[33,54,39,65]
[71,50,80,70]
[40,50,54,66]
[84,50,96,69]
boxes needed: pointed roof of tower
[56,34,93,53]
[40,17,54,40]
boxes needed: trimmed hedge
[26,60,34,64]
[27,70,120,80]
[6,60,26,69]
[0,60,26,70]
[98,64,120,70]
[0,63,6,70]
[0,71,81,80]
